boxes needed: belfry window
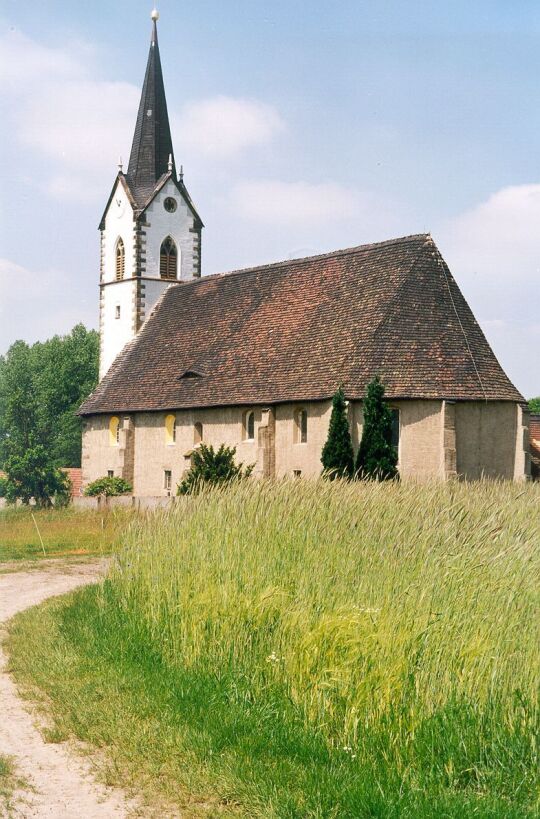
[115,238,125,281]
[160,236,178,280]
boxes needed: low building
[530,415,540,480]
[78,12,530,494]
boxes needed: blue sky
[1,1,539,396]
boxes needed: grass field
[6,480,540,817]
[0,506,135,562]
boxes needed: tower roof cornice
[126,9,175,206]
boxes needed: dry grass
[0,506,135,562]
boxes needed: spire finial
[151,8,159,21]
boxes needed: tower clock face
[164,197,177,213]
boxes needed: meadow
[0,506,135,562]
[6,480,540,817]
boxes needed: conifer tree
[321,386,354,479]
[356,376,398,480]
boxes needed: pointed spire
[126,9,175,204]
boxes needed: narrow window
[243,410,255,441]
[115,238,125,281]
[164,470,172,491]
[293,469,302,479]
[109,416,120,446]
[294,408,308,443]
[107,469,114,478]
[194,421,203,445]
[115,305,121,320]
[390,408,400,451]
[165,414,176,445]
[160,236,178,280]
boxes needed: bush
[178,443,253,495]
[321,386,354,479]
[356,376,398,480]
[0,476,7,498]
[84,476,132,497]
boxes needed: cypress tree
[356,376,398,480]
[321,386,354,479]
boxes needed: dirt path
[0,559,138,818]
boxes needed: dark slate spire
[126,9,175,205]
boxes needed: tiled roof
[79,234,524,415]
[61,468,83,497]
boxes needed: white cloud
[229,179,366,225]
[0,27,138,201]
[0,258,96,352]
[438,184,540,282]
[175,96,284,159]
[436,183,540,397]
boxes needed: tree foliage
[528,397,540,414]
[321,386,354,479]
[0,325,98,469]
[3,445,70,507]
[356,376,398,481]
[178,443,254,495]
[84,476,132,497]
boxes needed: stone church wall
[81,399,527,495]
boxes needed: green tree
[529,397,540,414]
[356,376,398,480]
[321,386,354,479]
[178,443,254,495]
[3,445,70,508]
[0,325,98,468]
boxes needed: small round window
[164,197,177,213]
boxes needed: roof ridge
[170,233,432,289]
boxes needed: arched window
[194,421,203,445]
[160,236,178,280]
[165,414,176,445]
[294,408,308,444]
[390,408,400,451]
[115,238,125,281]
[109,416,120,446]
[243,410,255,441]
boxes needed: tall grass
[6,480,539,815]
[99,480,539,810]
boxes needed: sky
[0,0,539,397]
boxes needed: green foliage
[177,443,254,495]
[84,476,132,497]
[356,376,398,480]
[321,386,354,479]
[528,396,540,413]
[3,445,70,508]
[0,325,98,469]
[7,481,540,816]
[0,477,7,498]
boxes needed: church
[79,11,530,493]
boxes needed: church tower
[98,9,203,380]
